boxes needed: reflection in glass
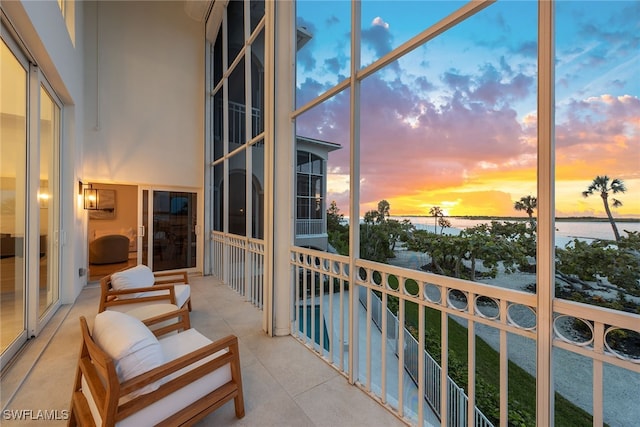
[228,58,246,148]
[213,164,223,232]
[228,152,246,236]
[226,0,244,63]
[249,0,265,36]
[1,39,27,354]
[152,191,197,271]
[251,140,264,239]
[251,29,265,139]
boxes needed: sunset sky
[295,1,639,219]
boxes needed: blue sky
[294,1,639,217]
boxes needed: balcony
[0,276,406,426]
[296,218,326,236]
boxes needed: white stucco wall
[82,1,204,188]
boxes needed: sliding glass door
[140,189,198,272]
[1,33,28,359]
[1,28,61,369]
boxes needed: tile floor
[1,275,407,426]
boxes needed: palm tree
[582,175,626,242]
[429,206,443,233]
[514,195,537,219]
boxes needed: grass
[400,300,598,426]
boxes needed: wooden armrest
[143,307,191,337]
[105,284,177,296]
[101,285,177,309]
[153,270,189,285]
[118,335,240,419]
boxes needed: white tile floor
[1,275,408,427]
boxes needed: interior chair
[98,264,192,314]
[89,235,130,265]
[68,309,244,426]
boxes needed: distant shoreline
[392,215,640,223]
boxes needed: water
[395,216,640,246]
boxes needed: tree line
[326,176,639,311]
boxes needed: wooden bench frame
[68,309,244,426]
[98,270,192,313]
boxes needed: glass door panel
[141,189,149,266]
[38,86,60,317]
[152,191,196,271]
[141,190,197,272]
[0,38,28,355]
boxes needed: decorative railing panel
[289,246,640,426]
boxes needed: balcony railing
[289,247,640,426]
[212,234,640,426]
[360,286,493,427]
[212,231,264,309]
[296,218,325,236]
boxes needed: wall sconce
[37,191,50,208]
[82,183,99,210]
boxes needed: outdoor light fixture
[83,184,99,210]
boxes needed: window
[296,151,324,221]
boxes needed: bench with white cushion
[98,264,192,313]
[69,309,244,426]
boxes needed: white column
[348,0,361,385]
[537,1,555,425]
[270,0,295,336]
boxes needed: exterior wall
[82,1,204,189]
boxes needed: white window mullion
[26,64,40,337]
[222,7,230,286]
[348,0,361,386]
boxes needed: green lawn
[400,301,597,426]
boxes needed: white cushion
[82,328,233,427]
[111,265,155,299]
[92,311,164,398]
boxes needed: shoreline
[391,215,640,223]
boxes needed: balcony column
[269,0,295,336]
[537,0,555,424]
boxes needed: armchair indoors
[99,264,192,314]
[68,309,244,426]
[89,235,130,265]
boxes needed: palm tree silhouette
[429,206,443,233]
[582,175,626,242]
[514,195,537,219]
